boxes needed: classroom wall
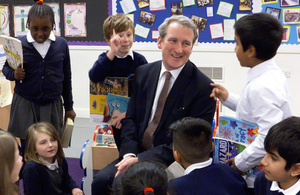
[69,45,300,119]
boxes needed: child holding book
[0,131,23,195]
[168,117,248,195]
[210,13,292,189]
[22,122,83,195]
[2,0,76,156]
[88,13,147,147]
[254,116,300,195]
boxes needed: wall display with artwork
[0,0,109,45]
[262,0,300,43]
[116,0,252,44]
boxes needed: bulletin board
[0,0,109,45]
[115,0,300,45]
[115,0,252,44]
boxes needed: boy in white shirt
[254,116,300,195]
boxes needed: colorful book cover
[0,35,23,69]
[212,137,247,164]
[218,116,259,145]
[89,77,128,118]
[103,93,130,124]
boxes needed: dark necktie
[142,71,172,150]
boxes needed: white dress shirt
[184,158,213,175]
[223,59,292,187]
[27,31,56,58]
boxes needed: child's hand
[210,83,228,103]
[72,188,83,195]
[65,110,76,123]
[111,112,126,129]
[107,29,122,60]
[14,64,25,81]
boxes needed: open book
[0,35,23,69]
[61,118,74,148]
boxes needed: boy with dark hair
[210,12,292,189]
[254,116,300,195]
[89,13,147,147]
[168,117,248,195]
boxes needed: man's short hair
[158,15,198,44]
[103,13,134,42]
[234,13,283,61]
[264,116,300,172]
[170,117,212,164]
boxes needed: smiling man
[92,15,216,195]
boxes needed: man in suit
[91,15,216,195]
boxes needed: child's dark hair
[120,161,168,195]
[234,12,283,61]
[264,116,300,174]
[170,117,212,164]
[26,1,55,28]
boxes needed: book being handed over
[0,35,23,69]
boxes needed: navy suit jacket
[120,60,216,165]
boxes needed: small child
[22,122,83,195]
[168,117,248,195]
[254,116,300,195]
[118,161,168,195]
[2,0,76,156]
[210,12,292,188]
[0,131,23,195]
[88,13,147,147]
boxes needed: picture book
[92,123,115,146]
[103,93,130,124]
[90,77,129,123]
[0,35,23,69]
[212,137,247,164]
[61,118,74,148]
[217,116,259,145]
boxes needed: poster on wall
[64,3,87,37]
[0,5,9,36]
[13,5,31,37]
[48,3,61,36]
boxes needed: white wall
[69,45,300,118]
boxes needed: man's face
[157,22,194,71]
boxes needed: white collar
[159,62,185,81]
[184,158,213,175]
[270,179,300,195]
[246,58,279,84]
[27,31,56,43]
[38,156,59,170]
[115,50,134,60]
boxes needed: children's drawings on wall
[0,5,9,36]
[64,3,87,37]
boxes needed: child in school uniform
[210,13,292,190]
[254,116,300,195]
[88,13,147,147]
[116,161,168,195]
[0,131,23,195]
[168,117,248,195]
[22,122,83,195]
[2,0,76,156]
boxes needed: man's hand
[226,157,245,175]
[115,156,138,177]
[210,83,229,103]
[14,64,25,81]
[111,112,126,129]
[65,110,76,123]
[106,29,122,60]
